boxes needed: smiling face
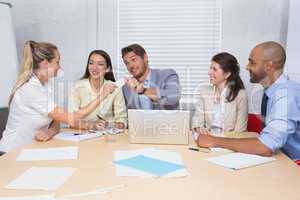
[123,51,148,79]
[246,47,268,83]
[88,53,108,80]
[208,61,229,86]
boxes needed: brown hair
[81,50,115,82]
[212,52,245,102]
[121,44,146,58]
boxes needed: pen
[188,147,199,151]
[188,146,211,153]
[97,114,105,121]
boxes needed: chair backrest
[0,107,9,139]
[247,113,262,133]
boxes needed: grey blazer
[122,68,181,110]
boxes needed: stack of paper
[6,167,76,191]
[206,152,276,170]
[54,131,104,142]
[16,146,78,161]
[113,148,188,177]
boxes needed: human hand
[125,78,144,93]
[98,83,116,99]
[194,127,211,135]
[197,134,216,148]
[34,128,53,142]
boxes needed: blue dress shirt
[258,74,300,160]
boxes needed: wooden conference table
[0,130,300,200]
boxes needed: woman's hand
[94,118,107,130]
[98,83,117,99]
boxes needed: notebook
[206,152,276,170]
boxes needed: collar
[265,74,289,98]
[143,68,152,87]
[30,73,44,87]
[86,78,108,94]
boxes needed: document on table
[0,194,55,200]
[6,167,76,191]
[114,148,188,177]
[54,131,104,142]
[209,147,233,153]
[206,152,276,170]
[16,146,78,161]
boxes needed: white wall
[286,0,300,82]
[0,3,18,107]
[6,0,98,81]
[4,0,99,107]
[222,0,289,113]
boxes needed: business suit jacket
[192,84,248,132]
[122,68,181,110]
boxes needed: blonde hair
[9,40,58,105]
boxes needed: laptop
[128,109,190,145]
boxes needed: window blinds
[117,0,221,96]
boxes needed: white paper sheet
[114,148,188,177]
[16,146,78,161]
[54,131,104,142]
[209,147,233,153]
[0,194,55,200]
[6,167,76,191]
[61,184,126,198]
[206,152,276,170]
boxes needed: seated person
[121,44,181,110]
[0,41,111,154]
[196,41,300,161]
[192,52,248,135]
[68,50,127,129]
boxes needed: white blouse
[0,75,56,152]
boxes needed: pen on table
[97,114,105,121]
[188,147,199,151]
[97,114,109,129]
[188,146,211,153]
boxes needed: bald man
[196,41,300,161]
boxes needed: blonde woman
[192,52,248,136]
[69,50,127,129]
[0,41,115,153]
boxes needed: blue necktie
[261,92,268,128]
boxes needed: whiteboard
[0,2,18,107]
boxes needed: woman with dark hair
[192,52,248,136]
[69,50,127,129]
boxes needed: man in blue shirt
[197,41,300,161]
[121,44,181,110]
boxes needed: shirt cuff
[258,132,278,153]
